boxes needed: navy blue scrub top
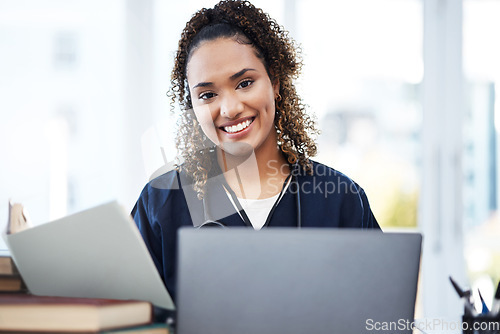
[131,160,381,303]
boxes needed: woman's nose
[220,92,244,119]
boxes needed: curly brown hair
[170,0,318,198]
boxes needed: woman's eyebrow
[229,68,256,80]
[192,68,256,89]
[193,82,213,89]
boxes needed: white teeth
[224,119,252,133]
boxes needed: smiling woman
[131,0,381,315]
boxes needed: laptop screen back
[176,228,421,334]
[5,201,174,310]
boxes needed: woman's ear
[268,69,280,98]
[273,78,280,99]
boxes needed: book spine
[0,274,27,292]
[0,257,19,275]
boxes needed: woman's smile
[220,117,254,134]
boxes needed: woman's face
[186,37,279,158]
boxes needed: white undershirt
[225,178,291,230]
[237,193,280,230]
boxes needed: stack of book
[1,201,30,293]
[0,252,26,293]
[0,293,170,333]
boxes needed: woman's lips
[219,117,255,134]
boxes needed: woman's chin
[219,142,254,159]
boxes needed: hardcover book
[0,254,19,275]
[0,294,153,333]
[0,274,26,292]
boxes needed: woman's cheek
[193,104,220,145]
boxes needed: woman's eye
[199,92,216,100]
[237,80,253,89]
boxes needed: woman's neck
[216,147,290,199]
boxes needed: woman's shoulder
[293,160,367,198]
[145,164,196,191]
[310,160,347,175]
[146,167,181,191]
[296,160,380,229]
[133,164,198,226]
[138,166,195,204]
[137,165,201,211]
[299,160,358,183]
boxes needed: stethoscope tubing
[199,171,301,229]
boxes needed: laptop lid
[176,228,421,334]
[4,201,174,310]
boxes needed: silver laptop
[4,201,174,310]
[176,228,422,334]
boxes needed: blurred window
[463,0,500,304]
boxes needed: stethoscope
[198,169,302,229]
